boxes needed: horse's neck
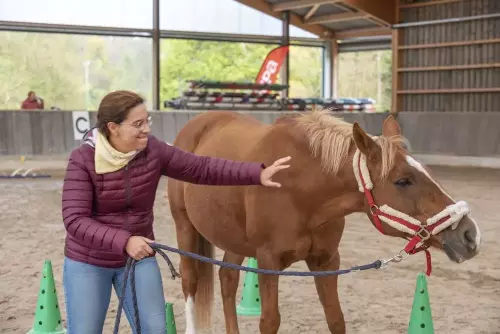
[293,149,366,220]
[324,149,366,216]
[271,120,367,216]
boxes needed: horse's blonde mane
[293,108,406,179]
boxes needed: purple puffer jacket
[61,129,264,268]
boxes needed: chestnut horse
[167,109,481,334]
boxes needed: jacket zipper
[124,164,131,233]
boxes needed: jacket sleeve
[61,150,132,254]
[157,138,265,185]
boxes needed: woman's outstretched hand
[260,156,291,188]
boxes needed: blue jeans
[63,256,166,334]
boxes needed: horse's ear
[352,122,379,158]
[382,115,401,137]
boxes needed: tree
[337,50,392,112]
[0,32,83,109]
[289,45,322,98]
[159,39,277,102]
[0,31,152,110]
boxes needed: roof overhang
[234,0,395,41]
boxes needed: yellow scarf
[95,130,137,174]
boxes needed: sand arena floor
[0,166,499,333]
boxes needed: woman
[61,90,291,333]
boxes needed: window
[289,46,323,98]
[160,39,278,102]
[0,31,152,110]
[337,50,392,112]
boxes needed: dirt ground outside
[1,166,499,333]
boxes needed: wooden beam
[234,0,334,38]
[399,0,461,9]
[367,15,392,27]
[335,27,391,39]
[398,38,500,50]
[271,0,340,12]
[304,4,320,20]
[397,88,500,94]
[339,0,396,25]
[398,63,500,72]
[305,12,368,24]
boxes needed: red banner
[254,45,289,88]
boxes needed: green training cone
[165,302,177,333]
[236,257,261,316]
[27,260,66,334]
[408,272,434,334]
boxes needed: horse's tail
[195,233,214,329]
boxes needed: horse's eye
[394,178,412,188]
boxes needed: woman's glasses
[121,116,152,131]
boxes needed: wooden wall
[393,0,500,112]
[2,110,499,159]
[0,110,388,156]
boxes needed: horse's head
[351,115,481,264]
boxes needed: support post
[322,39,338,99]
[281,11,290,98]
[152,0,160,110]
[391,0,401,113]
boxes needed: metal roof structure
[234,0,393,41]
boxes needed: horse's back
[173,111,267,156]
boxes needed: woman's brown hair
[96,90,145,136]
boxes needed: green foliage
[0,32,152,110]
[337,50,392,112]
[289,45,322,98]
[160,40,323,101]
[0,31,392,112]
[0,32,83,109]
[160,40,276,101]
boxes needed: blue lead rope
[150,242,382,276]
[113,242,383,334]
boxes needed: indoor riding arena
[1,0,499,333]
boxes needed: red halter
[353,149,471,276]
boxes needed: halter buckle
[369,204,379,216]
[416,227,431,241]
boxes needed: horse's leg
[219,251,245,334]
[305,250,345,333]
[172,211,199,334]
[256,250,282,334]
